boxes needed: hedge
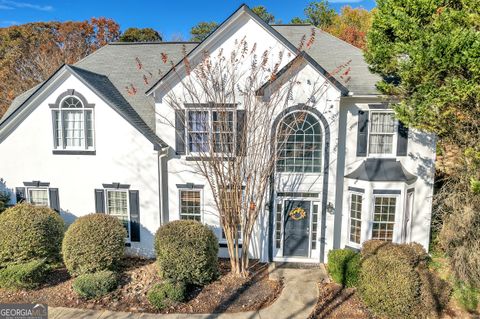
[155,220,218,286]
[62,214,126,276]
[327,249,361,287]
[358,240,451,319]
[0,203,64,265]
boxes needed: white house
[0,5,435,262]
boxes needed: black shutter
[94,189,105,213]
[356,110,369,157]
[236,110,246,156]
[175,110,186,155]
[49,188,60,212]
[15,187,26,203]
[129,190,140,242]
[397,121,409,156]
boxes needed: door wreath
[289,207,306,221]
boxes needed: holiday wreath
[289,207,306,221]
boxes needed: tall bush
[62,213,126,276]
[359,240,450,319]
[327,249,360,287]
[0,203,64,265]
[155,220,218,286]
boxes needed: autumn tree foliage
[0,18,120,117]
[292,1,372,49]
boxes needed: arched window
[52,95,94,150]
[276,112,322,173]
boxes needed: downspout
[158,146,170,226]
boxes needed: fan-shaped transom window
[276,112,323,173]
[52,95,94,150]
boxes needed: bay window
[372,196,397,241]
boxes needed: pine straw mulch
[0,258,282,314]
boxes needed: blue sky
[0,0,376,40]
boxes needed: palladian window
[52,96,94,150]
[276,112,322,173]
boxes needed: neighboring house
[0,5,435,262]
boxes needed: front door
[283,200,310,257]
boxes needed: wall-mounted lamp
[326,202,335,215]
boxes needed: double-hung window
[368,112,395,155]
[52,96,94,150]
[179,190,202,221]
[27,188,49,207]
[106,190,130,239]
[186,109,235,154]
[349,193,363,244]
[372,196,397,241]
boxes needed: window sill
[52,150,96,155]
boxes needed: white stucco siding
[338,99,436,251]
[0,75,161,257]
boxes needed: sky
[0,0,376,40]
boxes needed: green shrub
[0,203,64,265]
[327,249,360,287]
[359,241,450,319]
[62,213,126,276]
[0,191,9,213]
[155,220,218,286]
[0,259,47,290]
[147,280,186,310]
[72,270,118,299]
[453,281,479,312]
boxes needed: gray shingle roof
[75,42,198,129]
[2,24,381,146]
[272,25,381,95]
[67,65,167,148]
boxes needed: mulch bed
[308,283,374,319]
[0,258,281,314]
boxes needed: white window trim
[369,194,400,242]
[105,189,131,242]
[178,188,204,223]
[185,108,236,156]
[367,110,398,157]
[347,192,363,248]
[52,96,95,151]
[275,110,325,175]
[26,187,49,207]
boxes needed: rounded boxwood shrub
[147,280,186,310]
[358,240,450,319]
[0,203,64,265]
[72,270,118,299]
[0,259,48,290]
[155,220,218,286]
[62,213,126,276]
[327,248,361,287]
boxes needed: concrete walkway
[49,265,327,319]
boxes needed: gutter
[158,146,170,226]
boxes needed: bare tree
[140,32,350,277]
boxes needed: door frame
[273,193,321,261]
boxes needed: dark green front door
[283,200,310,257]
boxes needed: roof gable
[0,65,166,149]
[145,4,301,96]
